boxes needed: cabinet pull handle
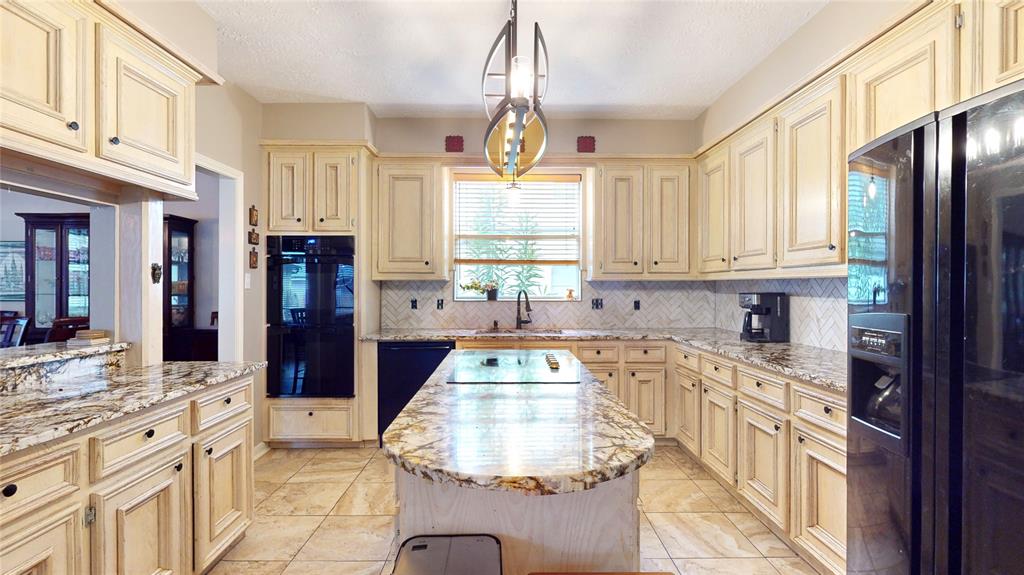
[774,424,781,431]
[308,411,314,416]
[720,257,726,262]
[823,406,833,415]
[595,349,601,355]
[205,447,214,456]
[174,463,183,472]
[633,261,638,266]
[109,136,120,145]
[424,261,430,266]
[296,217,302,222]
[713,366,720,372]
[798,436,805,444]
[732,256,738,261]
[2,484,17,498]
[67,121,80,131]
[143,429,155,439]
[224,397,232,405]
[631,372,636,377]
[755,381,763,388]
[319,217,325,222]
[643,349,649,355]
[607,372,613,377]
[828,243,837,251]
[653,260,659,265]
[703,387,708,394]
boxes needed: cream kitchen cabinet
[266,148,360,234]
[729,118,777,270]
[976,0,1024,93]
[91,450,190,575]
[626,367,666,436]
[193,419,254,573]
[792,426,847,574]
[595,165,645,275]
[0,502,83,575]
[591,366,625,404]
[736,399,789,530]
[777,75,846,267]
[268,151,309,231]
[846,4,959,151]
[373,162,446,280]
[268,400,354,442]
[700,382,736,484]
[673,365,700,455]
[314,151,357,233]
[0,0,89,153]
[646,166,690,275]
[698,144,730,273]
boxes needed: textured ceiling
[198,0,828,120]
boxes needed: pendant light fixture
[481,0,549,179]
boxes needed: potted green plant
[461,279,499,301]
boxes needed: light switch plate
[244,273,252,289]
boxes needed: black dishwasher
[378,341,455,440]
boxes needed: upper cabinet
[0,0,89,153]
[96,23,196,185]
[0,2,202,197]
[846,4,959,151]
[265,147,360,235]
[372,162,446,280]
[777,75,846,267]
[596,165,644,275]
[698,145,730,273]
[646,166,690,275]
[971,0,1024,93]
[729,118,777,271]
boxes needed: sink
[471,328,563,335]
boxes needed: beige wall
[373,116,697,155]
[695,0,921,148]
[195,82,267,443]
[261,103,374,141]
[107,0,219,78]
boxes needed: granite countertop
[364,327,847,393]
[0,341,131,370]
[0,361,267,457]
[382,350,655,495]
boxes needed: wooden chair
[0,317,29,348]
[44,316,90,343]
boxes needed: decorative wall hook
[151,263,163,284]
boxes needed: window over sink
[453,174,582,301]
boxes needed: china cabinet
[16,213,90,339]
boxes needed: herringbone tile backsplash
[379,277,848,351]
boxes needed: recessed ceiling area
[199,0,828,120]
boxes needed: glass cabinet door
[65,225,89,319]
[168,228,191,327]
[32,227,58,328]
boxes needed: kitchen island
[382,349,654,575]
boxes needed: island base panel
[396,471,640,575]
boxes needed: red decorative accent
[577,136,596,153]
[445,135,464,153]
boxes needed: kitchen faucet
[516,290,533,329]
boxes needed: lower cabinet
[736,400,789,529]
[0,503,83,575]
[627,367,666,436]
[792,426,847,574]
[193,419,254,573]
[589,365,624,404]
[268,401,353,441]
[91,450,190,575]
[673,367,700,455]
[700,383,736,484]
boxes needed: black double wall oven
[267,236,355,398]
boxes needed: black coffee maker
[738,293,790,342]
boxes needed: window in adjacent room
[453,174,582,301]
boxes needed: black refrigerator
[847,80,1024,574]
[266,236,355,397]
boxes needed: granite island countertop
[0,341,131,370]
[0,360,267,457]
[364,327,847,393]
[382,349,655,495]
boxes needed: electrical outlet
[437,299,444,310]
[591,298,603,310]
[634,299,640,311]
[411,299,418,310]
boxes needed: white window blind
[453,175,582,300]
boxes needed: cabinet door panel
[700,383,736,483]
[590,366,624,404]
[674,367,700,455]
[699,146,730,272]
[91,452,189,575]
[96,24,196,185]
[0,504,83,575]
[778,76,845,267]
[0,0,88,152]
[730,120,776,270]
[737,402,788,529]
[599,166,644,274]
[793,428,846,574]
[647,166,690,274]
[375,164,440,276]
[981,0,1024,91]
[194,420,253,572]
[628,367,665,436]
[313,151,356,233]
[847,6,957,150]
[268,151,310,232]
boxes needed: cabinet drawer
[520,340,576,353]
[90,404,189,482]
[701,355,736,387]
[673,345,700,371]
[455,340,514,350]
[0,445,80,522]
[191,378,253,433]
[737,368,788,411]
[577,343,619,363]
[623,343,666,363]
[268,403,352,441]
[792,385,846,437]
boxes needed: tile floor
[210,445,820,575]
